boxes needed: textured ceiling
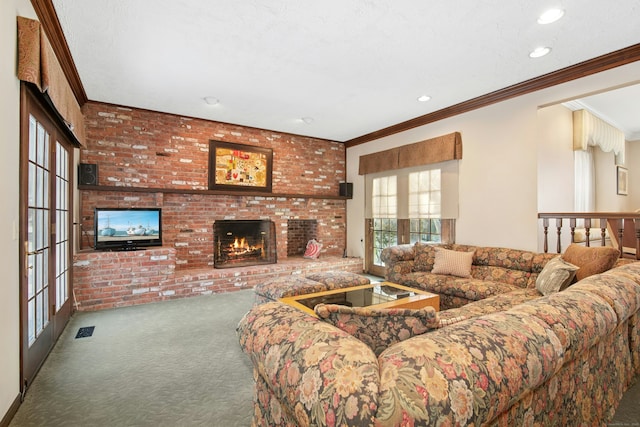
[52,0,640,142]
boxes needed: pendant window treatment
[17,16,85,146]
[358,132,462,175]
[573,109,624,165]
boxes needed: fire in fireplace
[213,220,276,268]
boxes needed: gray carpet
[9,288,640,426]
[10,289,255,427]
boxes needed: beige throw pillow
[431,247,474,278]
[535,256,579,295]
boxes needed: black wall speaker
[339,182,353,199]
[78,163,98,186]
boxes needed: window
[364,162,457,275]
[371,176,398,267]
[409,170,441,243]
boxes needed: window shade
[359,132,462,175]
[17,16,85,146]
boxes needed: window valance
[358,132,462,175]
[17,16,85,146]
[573,109,624,164]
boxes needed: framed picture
[209,141,273,192]
[617,166,628,196]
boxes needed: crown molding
[30,0,88,106]
[345,43,640,148]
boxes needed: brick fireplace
[73,102,359,310]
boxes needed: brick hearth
[73,247,363,311]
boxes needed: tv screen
[94,208,162,251]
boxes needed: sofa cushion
[254,276,334,301]
[470,265,532,288]
[439,288,542,322]
[305,270,370,288]
[403,273,521,301]
[458,245,535,272]
[535,256,579,296]
[562,244,620,282]
[431,247,474,278]
[314,303,440,356]
[413,243,451,272]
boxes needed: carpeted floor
[9,287,640,426]
[10,289,255,427]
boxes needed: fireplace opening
[213,220,276,268]
[287,219,318,256]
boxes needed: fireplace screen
[213,220,276,268]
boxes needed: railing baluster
[543,218,549,254]
[635,218,640,260]
[600,218,607,247]
[584,218,591,247]
[617,219,624,259]
[556,218,562,254]
[570,218,576,243]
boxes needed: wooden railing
[538,212,640,260]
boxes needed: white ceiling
[52,0,640,142]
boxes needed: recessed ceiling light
[529,47,551,58]
[538,8,565,24]
[203,96,219,105]
[417,95,431,102]
[301,117,314,124]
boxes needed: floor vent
[75,326,95,339]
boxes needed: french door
[20,84,74,392]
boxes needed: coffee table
[279,281,440,317]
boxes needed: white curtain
[574,147,595,213]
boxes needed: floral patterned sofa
[237,260,640,426]
[381,243,610,310]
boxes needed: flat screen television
[94,208,162,251]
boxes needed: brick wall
[80,102,347,269]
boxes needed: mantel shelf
[77,185,350,200]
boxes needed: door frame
[19,83,75,394]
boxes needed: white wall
[0,0,37,419]
[346,61,640,258]
[629,141,640,210]
[536,104,575,212]
[594,148,630,211]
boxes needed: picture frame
[617,166,628,196]
[208,141,273,192]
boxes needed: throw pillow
[314,304,440,356]
[561,244,620,282]
[431,247,475,278]
[303,239,322,259]
[535,256,579,295]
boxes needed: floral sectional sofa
[381,243,621,310]
[237,261,640,426]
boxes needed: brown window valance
[17,16,85,146]
[358,132,462,175]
